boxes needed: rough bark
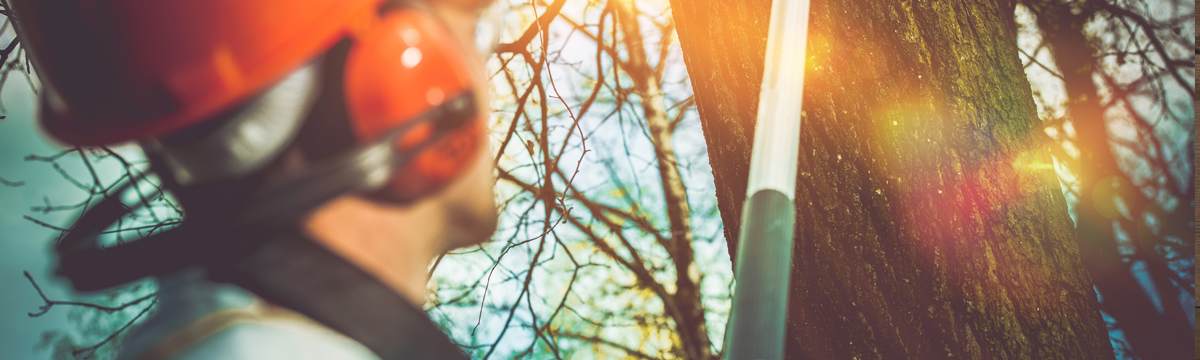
[669,0,1115,358]
[1026,1,1194,358]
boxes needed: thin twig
[24,271,156,317]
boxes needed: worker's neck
[302,195,447,307]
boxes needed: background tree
[1015,0,1194,358]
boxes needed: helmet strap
[296,39,360,160]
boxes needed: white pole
[723,0,810,357]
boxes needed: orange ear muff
[344,9,482,201]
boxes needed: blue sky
[0,78,80,359]
[0,73,154,358]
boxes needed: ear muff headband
[145,60,323,186]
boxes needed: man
[12,0,501,358]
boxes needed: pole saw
[722,0,811,358]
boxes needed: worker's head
[14,0,500,292]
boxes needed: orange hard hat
[15,0,380,145]
[13,0,483,200]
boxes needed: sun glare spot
[1062,141,1080,159]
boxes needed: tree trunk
[669,0,1115,358]
[1026,2,1194,358]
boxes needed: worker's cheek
[437,123,498,250]
[418,0,498,250]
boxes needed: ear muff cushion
[345,10,481,200]
[387,119,482,197]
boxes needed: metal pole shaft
[723,0,810,358]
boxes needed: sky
[0,78,85,359]
[0,74,161,360]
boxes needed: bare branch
[24,271,156,318]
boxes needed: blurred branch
[0,175,23,186]
[495,0,569,54]
[71,298,157,357]
[1096,69,1194,202]
[1095,0,1194,98]
[24,271,156,318]
[549,331,658,360]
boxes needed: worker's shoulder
[168,316,380,360]
[116,270,379,360]
[125,302,380,360]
